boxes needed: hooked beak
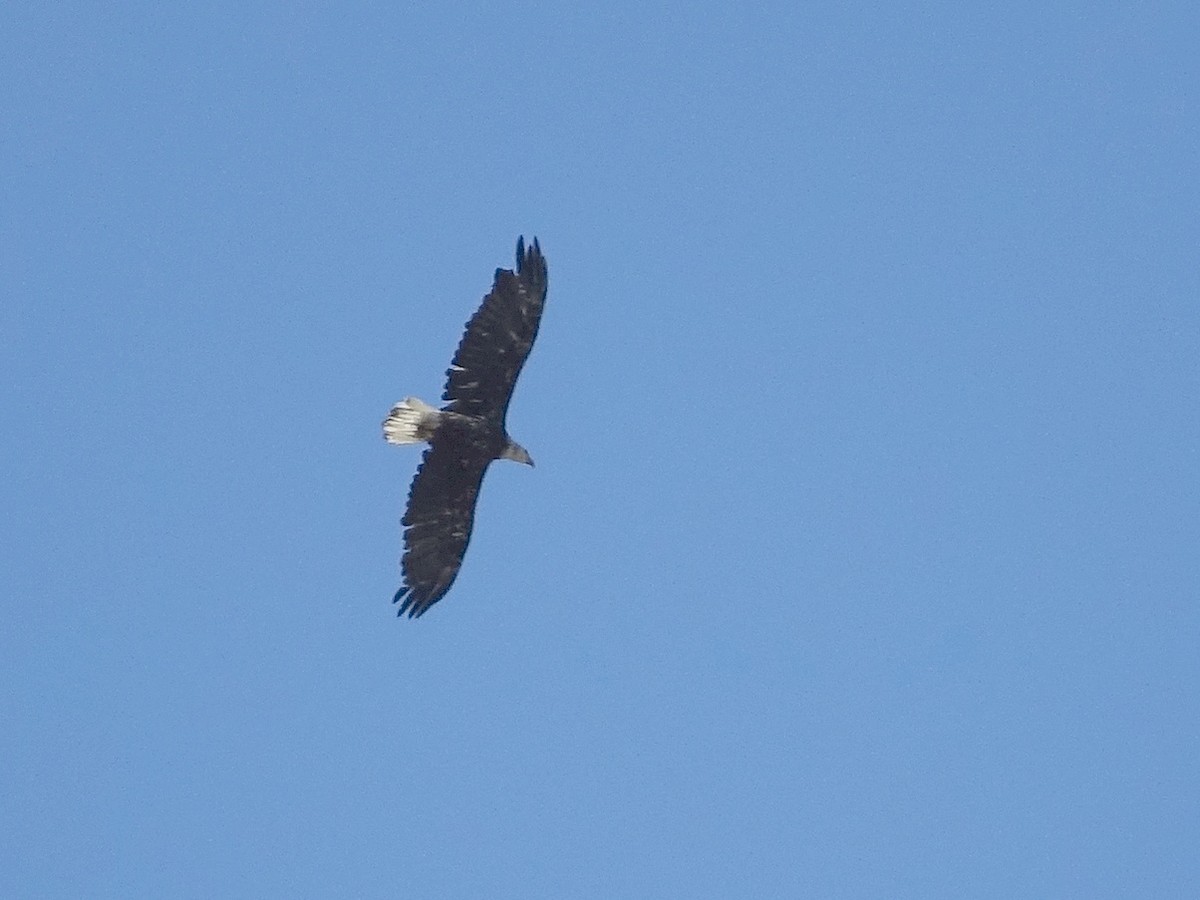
[503,441,535,467]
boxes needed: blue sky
[3,2,1198,897]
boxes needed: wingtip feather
[515,234,544,281]
[393,585,415,618]
[394,584,433,619]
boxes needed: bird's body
[383,237,547,617]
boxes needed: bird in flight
[383,237,548,617]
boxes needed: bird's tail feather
[382,397,440,445]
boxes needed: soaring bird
[382,237,547,617]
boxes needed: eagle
[382,236,548,617]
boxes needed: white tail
[382,397,440,445]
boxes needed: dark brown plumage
[382,237,547,617]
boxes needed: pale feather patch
[382,397,439,445]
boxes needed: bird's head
[501,440,535,467]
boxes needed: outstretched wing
[442,236,548,424]
[393,442,491,618]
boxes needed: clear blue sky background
[3,3,1198,897]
